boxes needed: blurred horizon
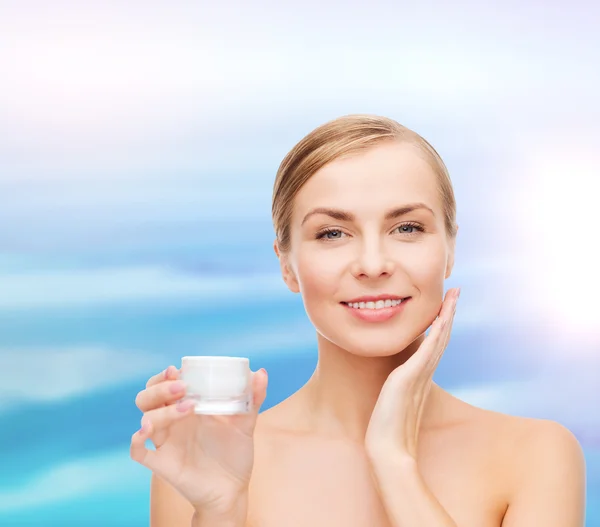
[1,1,599,525]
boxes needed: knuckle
[134,390,145,410]
[155,406,171,426]
[130,447,141,463]
[146,369,164,388]
[158,406,177,427]
[129,438,139,459]
[170,402,184,418]
[138,385,166,412]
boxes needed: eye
[315,228,346,241]
[393,222,425,235]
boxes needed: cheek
[400,241,447,287]
[294,249,347,340]
[407,258,446,295]
[400,245,447,321]
[295,250,342,301]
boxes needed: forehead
[293,141,441,218]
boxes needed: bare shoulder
[508,413,585,463]
[503,416,585,525]
[449,394,586,526]
[452,392,584,474]
[468,399,581,450]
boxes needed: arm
[501,420,586,527]
[191,502,248,527]
[365,289,462,526]
[151,474,249,527]
[151,473,195,527]
[369,453,458,527]
[370,420,586,527]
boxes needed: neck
[297,332,441,443]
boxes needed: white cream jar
[180,356,252,415]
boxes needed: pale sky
[1,1,598,351]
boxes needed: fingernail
[140,420,149,435]
[260,368,267,378]
[164,366,171,379]
[457,288,461,298]
[177,399,194,412]
[170,381,185,394]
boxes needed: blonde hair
[272,114,457,253]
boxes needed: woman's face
[277,141,456,357]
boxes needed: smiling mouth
[341,298,410,310]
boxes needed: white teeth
[346,299,403,310]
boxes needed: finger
[166,365,181,382]
[141,398,195,438]
[146,365,180,389]
[407,289,459,373]
[144,398,196,448]
[212,368,269,431]
[430,288,460,366]
[251,368,269,416]
[439,288,459,339]
[233,368,268,433]
[130,420,160,470]
[425,289,455,338]
[440,291,459,352]
[437,288,458,321]
[430,288,458,340]
[135,380,187,413]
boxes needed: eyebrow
[301,203,435,226]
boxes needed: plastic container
[180,356,252,415]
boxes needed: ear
[445,225,458,279]
[273,239,300,293]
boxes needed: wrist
[192,495,248,527]
[368,448,418,481]
[366,441,416,464]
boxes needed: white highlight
[0,448,146,512]
[516,148,600,337]
[0,346,165,408]
[0,267,287,310]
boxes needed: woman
[131,115,586,526]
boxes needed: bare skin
[142,141,585,526]
[151,385,585,527]
[250,388,513,527]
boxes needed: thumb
[251,368,268,417]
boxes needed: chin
[321,329,426,358]
[310,302,439,357]
[348,337,421,358]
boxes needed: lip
[342,293,407,304]
[341,297,411,323]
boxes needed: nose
[350,238,395,279]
